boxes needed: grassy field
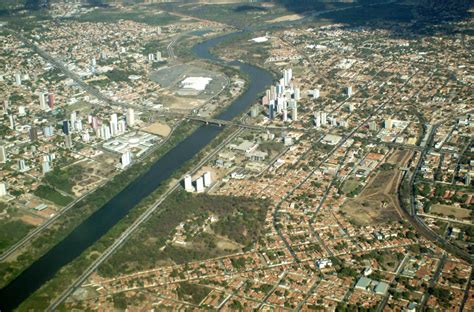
[34,185,74,207]
[0,219,34,253]
[430,204,471,220]
[44,166,84,195]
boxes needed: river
[0,31,273,311]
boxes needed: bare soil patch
[342,150,413,225]
[143,122,172,137]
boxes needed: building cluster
[262,68,299,122]
[183,171,212,193]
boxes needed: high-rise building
[385,118,393,130]
[70,111,77,131]
[76,120,83,132]
[3,100,9,113]
[18,106,26,116]
[126,108,135,126]
[294,87,301,101]
[282,109,288,122]
[156,51,162,61]
[110,113,118,136]
[369,121,378,131]
[48,92,55,109]
[276,97,284,114]
[118,120,126,134]
[348,103,355,113]
[43,125,54,138]
[15,73,22,86]
[292,102,298,121]
[203,171,212,187]
[283,68,292,86]
[92,116,99,130]
[184,174,194,192]
[314,113,321,128]
[98,124,111,140]
[148,53,155,62]
[42,160,51,175]
[0,145,6,163]
[18,159,27,172]
[250,105,259,118]
[321,112,327,125]
[195,176,205,193]
[121,151,132,169]
[0,182,6,197]
[29,126,38,142]
[39,92,47,110]
[312,89,320,99]
[466,174,471,186]
[62,120,70,135]
[268,102,275,120]
[8,114,15,130]
[82,132,90,142]
[64,134,73,149]
[346,86,353,97]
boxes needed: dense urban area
[0,0,472,311]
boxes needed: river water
[0,31,273,311]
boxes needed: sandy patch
[20,215,44,226]
[143,122,172,137]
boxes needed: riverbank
[0,29,273,311]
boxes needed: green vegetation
[429,287,453,307]
[337,266,358,278]
[157,2,289,29]
[74,8,181,26]
[0,220,34,252]
[44,166,83,194]
[105,69,141,82]
[320,3,414,25]
[176,282,211,305]
[34,185,73,206]
[260,141,285,155]
[341,178,363,197]
[98,191,269,276]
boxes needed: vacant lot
[342,150,413,225]
[430,204,471,220]
[143,122,172,137]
